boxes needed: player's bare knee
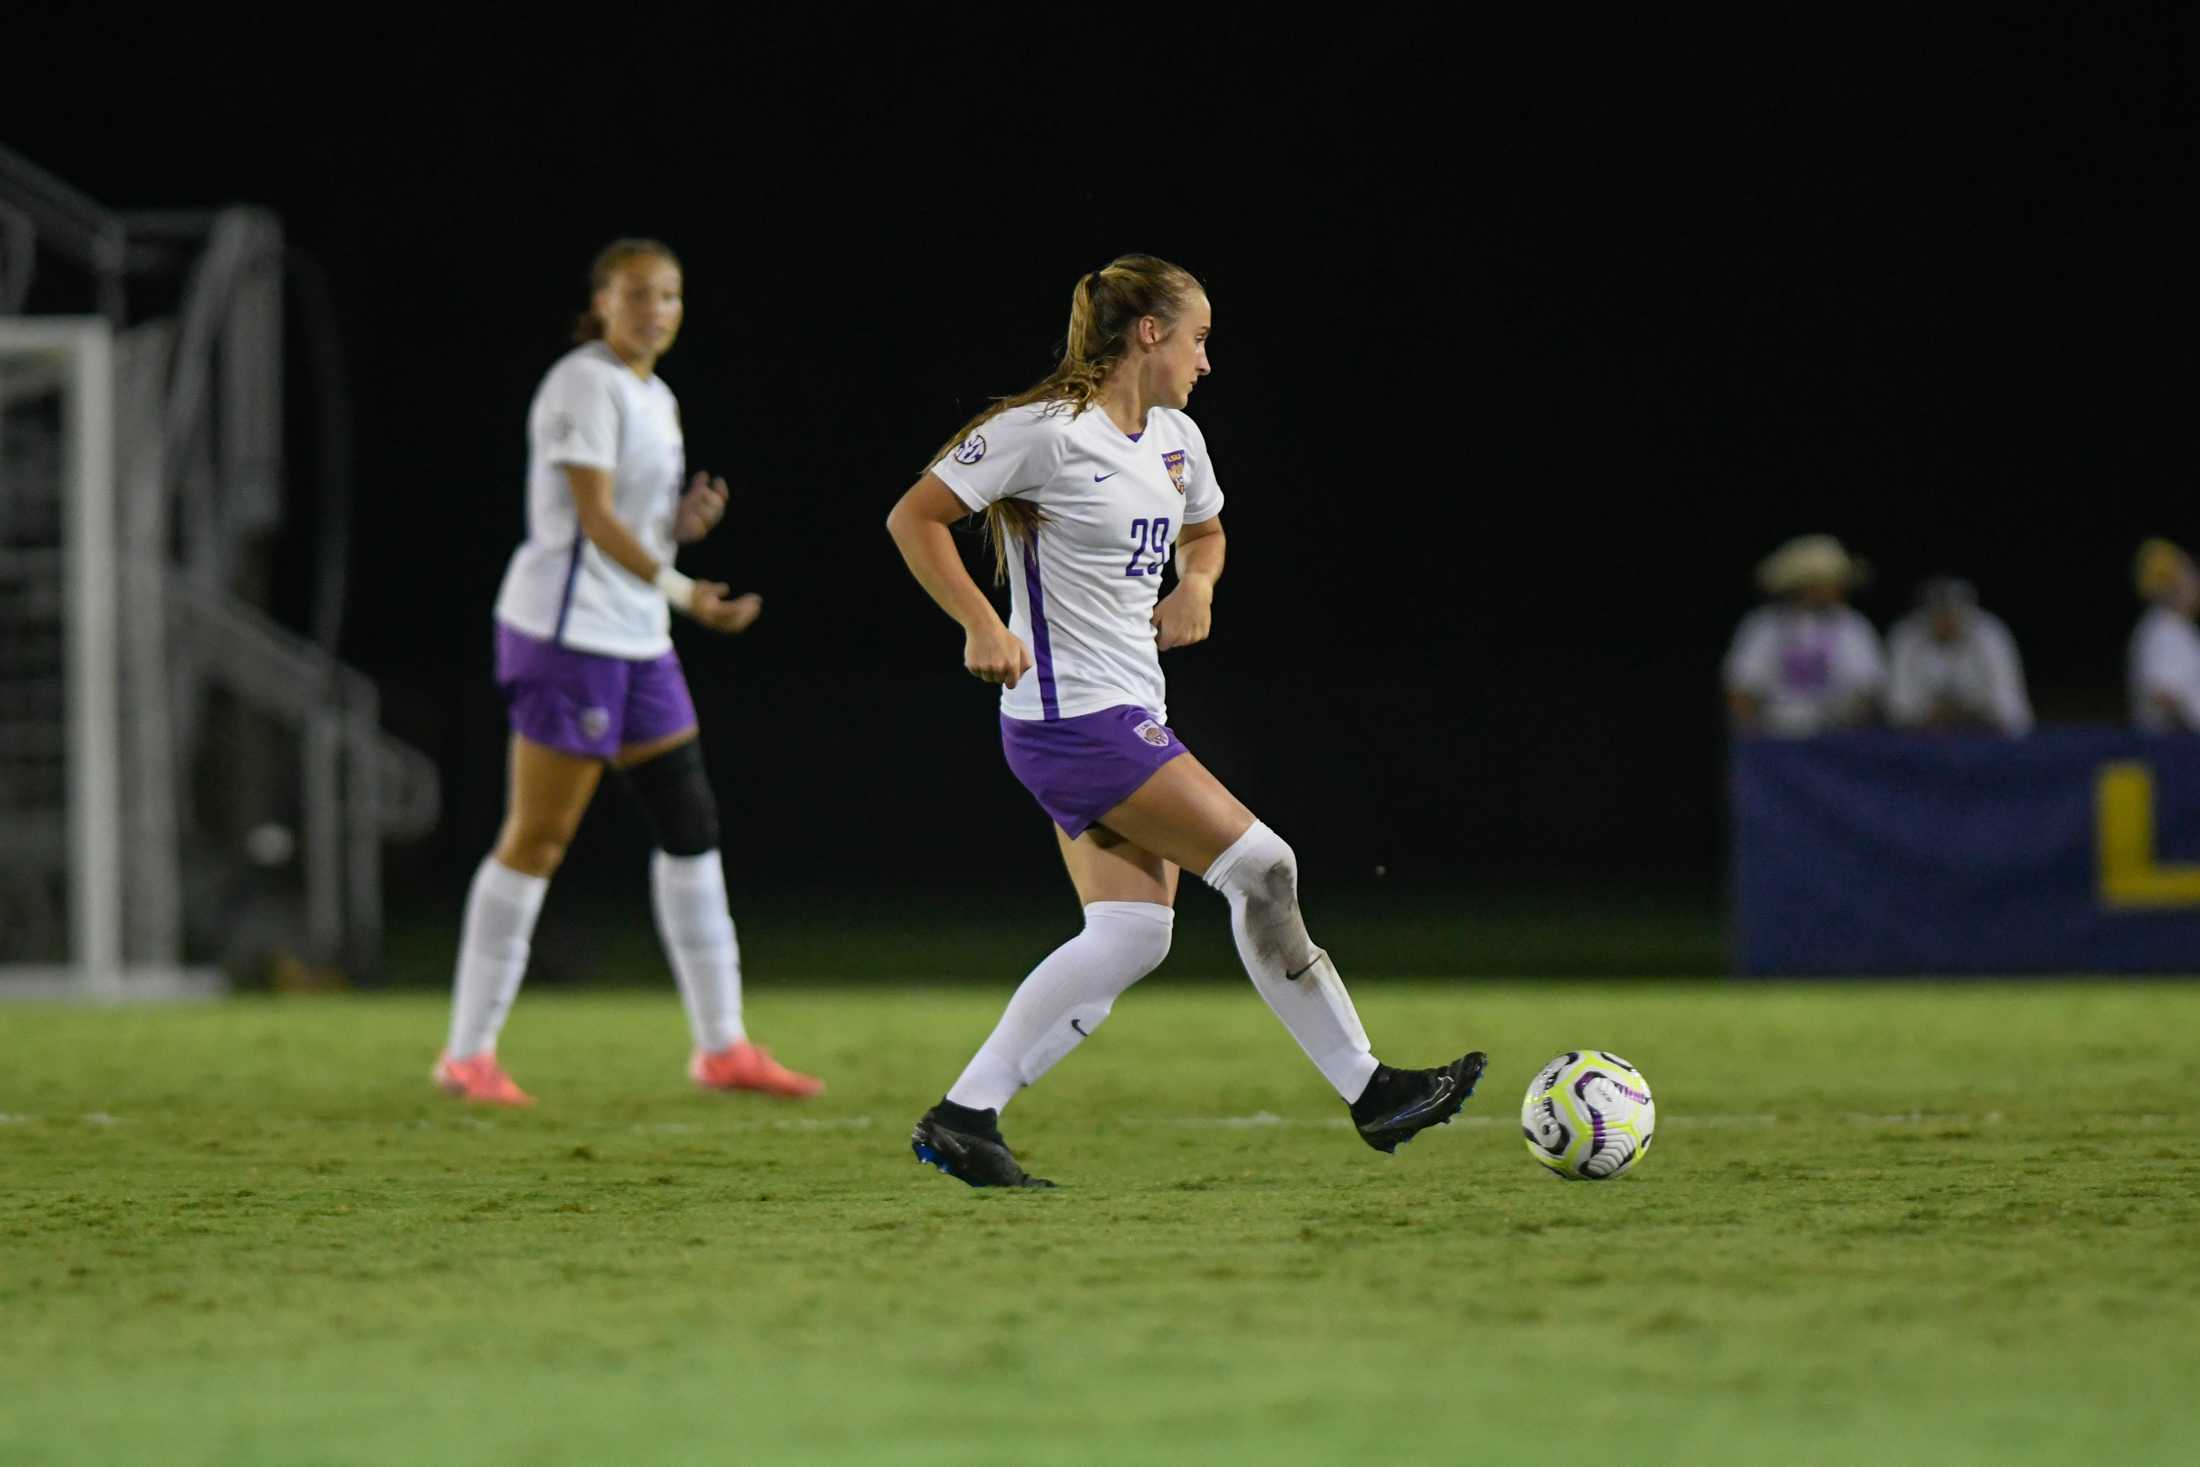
[494,823,574,877]
[495,842,561,878]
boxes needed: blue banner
[1732,730,2200,974]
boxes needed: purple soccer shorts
[495,623,698,760]
[1000,704,1189,839]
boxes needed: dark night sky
[11,8,2198,904]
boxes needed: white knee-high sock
[651,850,746,1052]
[1203,821,1378,1101]
[946,901,1175,1113]
[446,857,550,1060]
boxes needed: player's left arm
[674,472,728,543]
[1155,516,1225,652]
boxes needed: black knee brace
[616,739,721,856]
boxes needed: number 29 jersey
[930,400,1223,725]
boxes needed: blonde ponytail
[928,254,1203,581]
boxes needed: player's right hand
[692,583,763,635]
[964,623,1032,688]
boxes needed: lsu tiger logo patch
[1161,450,1187,495]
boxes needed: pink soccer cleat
[690,1041,824,1098]
[432,1050,535,1107]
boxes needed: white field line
[0,1113,130,1127]
[1127,1111,2182,1130]
[3,1111,2180,1132]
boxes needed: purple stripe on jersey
[550,535,586,644]
[1021,533,1061,721]
[1127,431,1143,442]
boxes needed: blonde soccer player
[885,254,1484,1187]
[434,238,822,1105]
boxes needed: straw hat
[2134,538,2194,600]
[1756,534,1868,595]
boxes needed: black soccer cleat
[910,1104,1055,1189]
[1350,1051,1489,1154]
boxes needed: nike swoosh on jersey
[1094,471,1119,481]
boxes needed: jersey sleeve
[1169,411,1224,523]
[929,406,1068,514]
[533,356,621,472]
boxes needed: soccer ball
[1521,1051,1656,1180]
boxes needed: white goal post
[4,161,443,1000]
[0,316,218,999]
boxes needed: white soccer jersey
[931,400,1223,724]
[1722,604,1887,737]
[1886,609,2033,734]
[493,343,684,659]
[2129,607,2200,731]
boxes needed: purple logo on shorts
[1134,718,1171,747]
[579,707,610,741]
[954,433,987,466]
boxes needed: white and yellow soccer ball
[1521,1051,1656,1180]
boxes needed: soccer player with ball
[886,254,1486,1187]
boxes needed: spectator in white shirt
[1886,578,2033,735]
[2129,538,2200,732]
[1724,535,1887,737]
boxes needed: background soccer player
[434,239,822,1105]
[884,253,1484,1187]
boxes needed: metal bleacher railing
[0,144,437,996]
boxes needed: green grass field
[5,981,2199,1465]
